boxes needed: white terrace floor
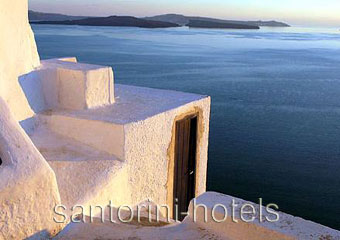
[54,217,224,240]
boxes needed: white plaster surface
[57,62,114,110]
[52,191,340,240]
[37,113,125,160]
[0,0,40,122]
[18,82,210,230]
[23,59,115,112]
[0,1,63,239]
[187,192,340,240]
[16,58,115,121]
[51,84,209,124]
[122,85,211,208]
[0,99,62,240]
[54,218,225,240]
[29,125,129,215]
[33,84,211,211]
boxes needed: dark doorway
[173,114,197,221]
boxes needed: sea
[31,24,340,230]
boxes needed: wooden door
[173,115,197,221]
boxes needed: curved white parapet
[186,192,340,240]
[0,98,62,239]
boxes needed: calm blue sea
[32,24,340,230]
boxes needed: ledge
[44,84,210,125]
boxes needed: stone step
[37,112,125,160]
[30,125,119,162]
[29,126,129,214]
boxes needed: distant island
[29,11,290,29]
[145,14,291,27]
[31,16,179,28]
[187,20,259,29]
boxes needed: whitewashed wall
[0,0,40,122]
[0,1,63,239]
[124,96,211,216]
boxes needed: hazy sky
[29,0,340,27]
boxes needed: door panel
[173,115,197,221]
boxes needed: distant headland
[30,15,179,29]
[144,14,290,28]
[29,11,290,29]
[186,20,260,29]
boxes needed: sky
[29,0,340,27]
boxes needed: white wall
[0,0,40,122]
[0,1,63,239]
[124,96,211,214]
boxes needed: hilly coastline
[29,10,87,21]
[32,16,179,28]
[187,20,259,29]
[145,14,290,27]
[29,10,290,29]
